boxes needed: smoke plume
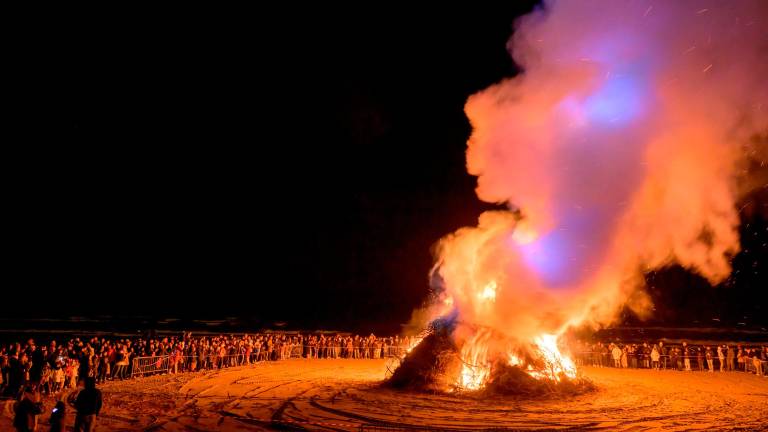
[431,0,768,345]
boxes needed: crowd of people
[573,341,767,376]
[2,334,766,431]
[3,335,766,399]
[1,332,417,431]
[0,332,418,399]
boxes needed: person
[49,400,66,432]
[753,350,763,377]
[97,353,109,384]
[611,344,622,368]
[696,346,704,371]
[620,345,628,368]
[40,363,52,395]
[642,343,650,369]
[598,343,608,367]
[669,347,678,371]
[651,344,660,369]
[737,346,745,371]
[682,342,691,371]
[744,349,753,373]
[112,346,128,380]
[78,349,90,383]
[717,345,725,372]
[13,386,43,432]
[590,343,600,367]
[53,363,65,393]
[629,345,638,368]
[705,346,714,372]
[22,353,32,384]
[6,352,25,398]
[726,345,735,371]
[73,377,102,432]
[29,345,45,388]
[66,359,79,389]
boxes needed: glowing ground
[3,360,767,431]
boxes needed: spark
[477,281,497,302]
[643,6,653,17]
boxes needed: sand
[2,360,767,431]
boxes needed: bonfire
[390,0,763,398]
[388,317,592,395]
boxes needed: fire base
[386,323,595,397]
[480,362,596,397]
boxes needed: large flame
[458,328,493,390]
[457,329,576,389]
[528,334,577,382]
[420,0,767,391]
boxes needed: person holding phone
[49,401,66,432]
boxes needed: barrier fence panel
[128,346,414,377]
[131,355,171,377]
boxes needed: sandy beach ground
[3,359,767,431]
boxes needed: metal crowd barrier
[130,346,414,378]
[122,349,765,379]
[572,351,766,374]
[130,355,171,377]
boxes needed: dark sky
[7,4,767,333]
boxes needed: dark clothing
[49,409,65,432]
[13,398,43,432]
[5,357,25,397]
[46,352,59,369]
[74,387,103,416]
[30,349,45,383]
[74,414,96,432]
[97,357,109,383]
[78,354,91,380]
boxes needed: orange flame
[458,329,492,390]
[528,334,577,382]
[456,329,576,390]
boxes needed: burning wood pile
[387,319,593,396]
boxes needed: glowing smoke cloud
[430,0,768,347]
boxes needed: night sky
[7,4,767,333]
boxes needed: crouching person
[74,377,102,432]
